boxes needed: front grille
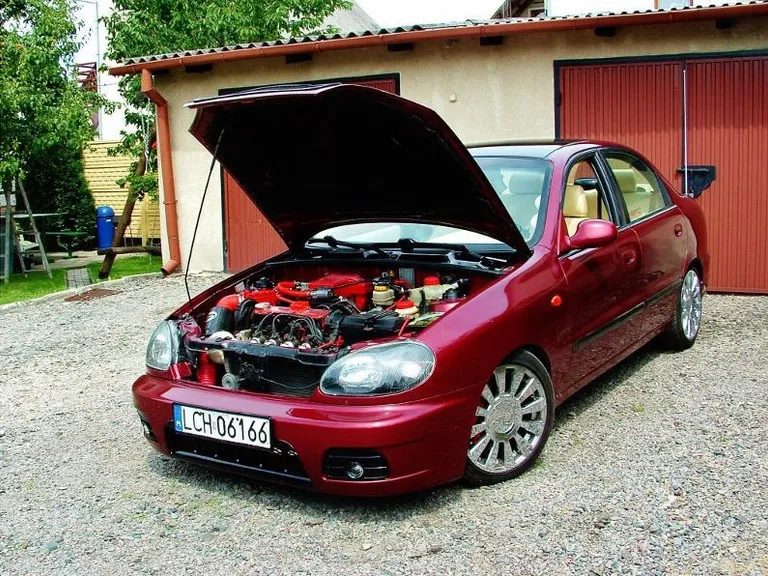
[186,338,334,398]
[323,449,389,481]
[238,356,325,398]
[165,425,311,487]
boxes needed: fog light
[323,449,389,480]
[346,462,365,480]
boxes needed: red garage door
[686,58,768,293]
[559,56,768,293]
[222,76,399,272]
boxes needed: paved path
[65,267,91,289]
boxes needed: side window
[604,152,670,223]
[562,157,616,237]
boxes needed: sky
[355,0,503,27]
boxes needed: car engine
[184,271,471,396]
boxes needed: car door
[601,150,688,334]
[558,153,646,389]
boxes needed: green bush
[23,142,96,250]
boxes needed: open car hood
[186,83,531,256]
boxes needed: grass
[0,269,68,305]
[87,254,160,281]
[0,254,160,305]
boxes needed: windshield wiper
[306,235,393,259]
[396,238,511,269]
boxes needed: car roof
[469,140,596,159]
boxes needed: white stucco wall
[151,16,768,272]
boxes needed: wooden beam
[97,245,161,256]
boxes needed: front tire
[464,350,554,486]
[662,268,703,351]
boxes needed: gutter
[141,69,181,275]
[110,3,768,76]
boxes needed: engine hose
[276,281,310,301]
[205,293,241,334]
[198,353,217,385]
[234,298,256,331]
[276,279,370,301]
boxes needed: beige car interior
[607,156,667,221]
[612,167,656,221]
[562,163,610,236]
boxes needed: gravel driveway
[1,275,766,575]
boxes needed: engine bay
[182,266,487,396]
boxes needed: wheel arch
[503,344,551,375]
[689,258,704,284]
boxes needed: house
[110,2,768,293]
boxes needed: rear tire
[662,268,703,351]
[464,350,554,486]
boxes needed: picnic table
[46,230,87,259]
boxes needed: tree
[1,0,105,243]
[103,0,351,202]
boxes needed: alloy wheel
[468,364,549,474]
[680,269,703,341]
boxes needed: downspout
[141,69,181,275]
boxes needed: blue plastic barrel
[96,206,116,250]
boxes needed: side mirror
[568,219,617,250]
[573,177,599,191]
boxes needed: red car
[134,84,707,496]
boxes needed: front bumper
[132,374,478,496]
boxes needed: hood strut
[184,128,225,300]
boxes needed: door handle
[621,249,637,266]
[674,224,683,237]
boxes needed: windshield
[316,156,550,248]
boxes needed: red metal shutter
[687,57,768,293]
[222,172,286,273]
[559,61,683,184]
[222,77,398,272]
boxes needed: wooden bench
[46,231,87,259]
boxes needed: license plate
[173,404,271,449]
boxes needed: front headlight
[146,320,179,371]
[320,341,435,396]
